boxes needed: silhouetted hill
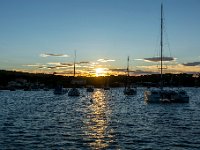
[0,70,199,90]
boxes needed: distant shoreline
[0,70,199,90]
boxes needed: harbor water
[0,87,200,149]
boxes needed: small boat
[68,50,80,97]
[124,88,137,95]
[144,89,189,103]
[54,86,67,95]
[68,88,80,96]
[144,3,189,103]
[103,77,110,90]
[43,87,49,91]
[124,56,137,95]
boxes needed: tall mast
[127,56,130,77]
[125,56,130,90]
[74,50,76,77]
[160,3,163,90]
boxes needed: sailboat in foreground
[68,51,80,96]
[124,56,137,95]
[144,4,189,103]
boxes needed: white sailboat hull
[144,90,162,103]
[144,89,189,103]
[144,4,189,103]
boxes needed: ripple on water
[0,88,200,149]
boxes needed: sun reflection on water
[82,89,114,149]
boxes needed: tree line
[0,70,199,89]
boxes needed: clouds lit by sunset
[0,0,199,76]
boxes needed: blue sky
[0,0,199,76]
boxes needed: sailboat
[68,51,80,96]
[54,85,67,95]
[124,56,137,95]
[103,77,110,90]
[144,3,189,103]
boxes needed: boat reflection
[82,89,114,149]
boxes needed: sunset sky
[0,0,199,76]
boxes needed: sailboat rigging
[124,56,137,95]
[68,50,80,96]
[144,3,189,103]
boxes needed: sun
[95,68,107,76]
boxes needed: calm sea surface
[0,87,200,150]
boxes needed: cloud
[46,66,57,69]
[47,62,61,66]
[24,62,75,70]
[110,68,127,72]
[143,57,175,62]
[53,71,74,75]
[40,53,69,57]
[138,63,200,74]
[79,61,90,64]
[182,62,200,66]
[23,63,47,68]
[23,64,42,67]
[60,63,74,66]
[48,62,73,67]
[134,58,144,61]
[38,66,47,69]
[46,62,73,69]
[97,58,115,63]
[49,61,90,66]
[53,70,83,76]
[110,68,158,75]
[133,69,159,75]
[46,65,71,70]
[39,61,90,70]
[76,61,90,65]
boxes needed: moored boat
[68,88,80,96]
[144,3,189,103]
[68,50,80,97]
[124,56,137,95]
[54,85,67,95]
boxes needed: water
[0,88,200,149]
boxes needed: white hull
[144,89,189,103]
[144,4,189,104]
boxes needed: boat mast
[125,56,130,90]
[127,56,130,77]
[74,50,76,77]
[127,56,130,89]
[160,3,163,90]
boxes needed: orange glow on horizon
[8,63,200,77]
[95,68,108,77]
